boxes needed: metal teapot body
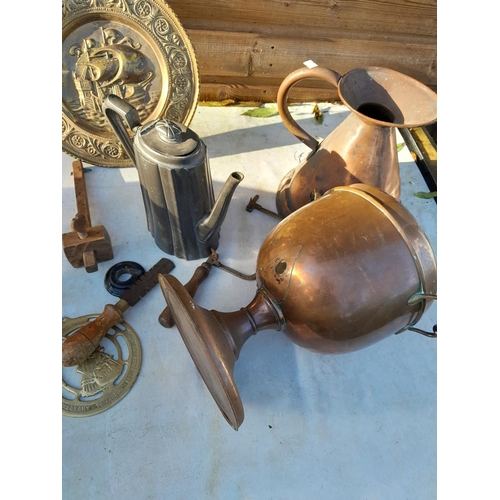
[275,65,437,217]
[102,95,243,260]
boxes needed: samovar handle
[408,324,437,338]
[403,292,437,338]
[277,66,342,150]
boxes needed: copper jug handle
[277,66,342,150]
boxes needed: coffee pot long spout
[197,172,244,243]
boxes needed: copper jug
[159,184,437,430]
[275,65,437,217]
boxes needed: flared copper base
[158,274,244,430]
[159,274,284,430]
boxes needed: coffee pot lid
[138,119,199,158]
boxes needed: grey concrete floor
[61,103,437,499]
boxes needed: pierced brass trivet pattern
[62,0,199,167]
[62,314,142,417]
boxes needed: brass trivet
[62,314,142,417]
[62,0,199,167]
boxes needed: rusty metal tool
[62,258,175,367]
[158,249,255,328]
[246,195,283,220]
[62,159,113,273]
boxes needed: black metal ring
[104,261,146,297]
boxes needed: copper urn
[159,184,437,430]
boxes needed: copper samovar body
[275,66,437,217]
[257,184,436,353]
[159,184,437,430]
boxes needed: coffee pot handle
[277,66,342,150]
[102,94,142,164]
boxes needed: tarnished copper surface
[159,184,437,429]
[262,184,437,353]
[276,66,437,216]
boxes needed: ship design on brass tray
[67,28,156,128]
[62,0,199,167]
[62,314,142,417]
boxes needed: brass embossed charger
[62,0,199,167]
[62,314,142,417]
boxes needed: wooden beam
[189,30,436,82]
[168,0,437,38]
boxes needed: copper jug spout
[276,66,437,217]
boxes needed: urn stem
[212,289,285,360]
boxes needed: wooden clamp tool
[62,159,113,273]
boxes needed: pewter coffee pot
[275,65,437,217]
[102,94,244,260]
[159,184,437,430]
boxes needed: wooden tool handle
[62,301,128,367]
[158,264,212,328]
[72,160,92,226]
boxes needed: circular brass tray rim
[62,314,142,417]
[62,0,200,167]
